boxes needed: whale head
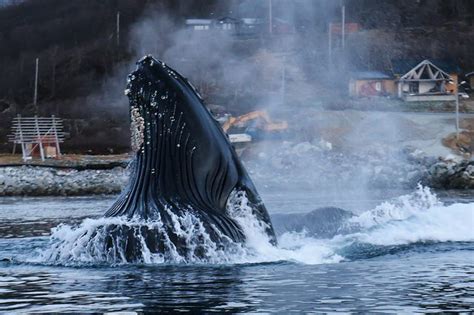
[106,55,276,247]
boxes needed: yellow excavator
[222,110,288,133]
[217,110,288,151]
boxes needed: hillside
[0,0,473,153]
[0,0,221,152]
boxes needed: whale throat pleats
[105,55,276,246]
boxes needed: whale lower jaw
[100,220,238,263]
[44,212,245,264]
[42,190,273,265]
[102,202,246,262]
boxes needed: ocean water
[0,187,473,312]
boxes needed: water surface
[0,189,473,312]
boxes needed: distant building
[330,22,361,35]
[393,59,460,102]
[465,71,474,89]
[239,18,264,36]
[215,17,239,31]
[272,18,294,35]
[185,17,266,38]
[349,71,396,97]
[350,59,461,102]
[185,19,213,31]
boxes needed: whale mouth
[130,106,145,153]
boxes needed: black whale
[103,56,276,261]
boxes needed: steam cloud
[97,1,435,212]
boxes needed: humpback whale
[101,55,276,261]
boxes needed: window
[409,82,419,94]
[194,25,209,31]
[375,82,382,91]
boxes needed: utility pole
[456,89,460,139]
[116,11,120,47]
[33,57,39,114]
[281,55,286,105]
[269,0,273,35]
[341,5,346,51]
[328,23,332,71]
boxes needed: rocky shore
[428,159,474,189]
[245,141,474,191]
[0,165,128,196]
[0,143,472,197]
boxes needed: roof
[350,71,392,80]
[273,17,292,25]
[241,18,263,25]
[217,16,239,23]
[399,60,451,81]
[185,19,212,25]
[392,59,461,76]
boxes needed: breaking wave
[341,185,474,246]
[38,186,474,266]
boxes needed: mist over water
[98,0,429,200]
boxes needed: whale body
[101,55,276,261]
[271,207,355,238]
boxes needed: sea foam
[40,186,474,266]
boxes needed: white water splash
[274,185,473,261]
[40,191,342,266]
[349,184,441,229]
[337,185,474,246]
[41,210,244,265]
[40,186,474,266]
[226,191,343,265]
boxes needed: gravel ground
[1,109,472,196]
[0,166,129,196]
[249,141,474,190]
[0,143,472,196]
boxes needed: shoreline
[0,150,473,197]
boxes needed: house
[185,17,261,37]
[272,18,294,35]
[238,18,263,36]
[185,19,213,31]
[350,59,461,102]
[392,59,460,102]
[349,71,396,97]
[216,17,239,31]
[466,72,474,90]
[330,22,361,35]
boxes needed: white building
[185,19,212,31]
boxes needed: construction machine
[222,110,288,136]
[217,110,289,156]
